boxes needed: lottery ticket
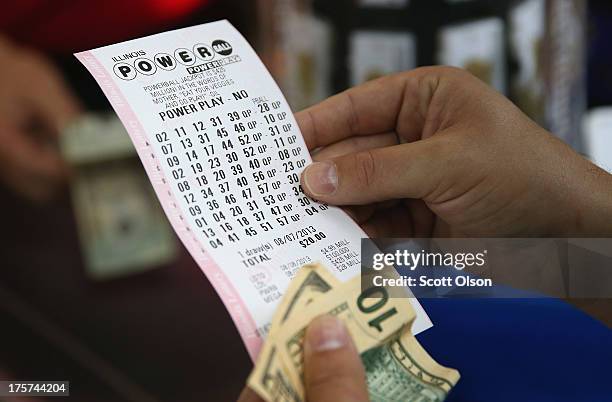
[75,20,431,359]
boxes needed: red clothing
[0,0,210,53]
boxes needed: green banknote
[62,114,176,279]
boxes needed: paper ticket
[75,20,431,359]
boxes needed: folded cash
[249,263,460,402]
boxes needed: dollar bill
[363,331,460,401]
[275,273,417,398]
[248,263,340,401]
[251,264,460,402]
[62,114,177,279]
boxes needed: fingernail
[306,315,348,354]
[303,162,337,196]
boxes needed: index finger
[295,67,439,150]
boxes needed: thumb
[303,315,369,402]
[301,137,453,205]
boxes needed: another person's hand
[297,67,612,237]
[0,36,80,201]
[238,315,369,402]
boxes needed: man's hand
[297,67,612,237]
[0,36,80,201]
[238,315,369,402]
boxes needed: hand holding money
[239,314,369,402]
[245,264,459,402]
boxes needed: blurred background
[0,0,610,401]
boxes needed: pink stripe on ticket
[74,51,262,360]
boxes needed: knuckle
[413,65,473,87]
[304,108,320,148]
[344,91,360,134]
[348,136,363,151]
[354,150,377,188]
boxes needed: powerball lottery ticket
[75,20,431,359]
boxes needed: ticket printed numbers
[76,20,431,359]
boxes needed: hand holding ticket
[75,20,431,360]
